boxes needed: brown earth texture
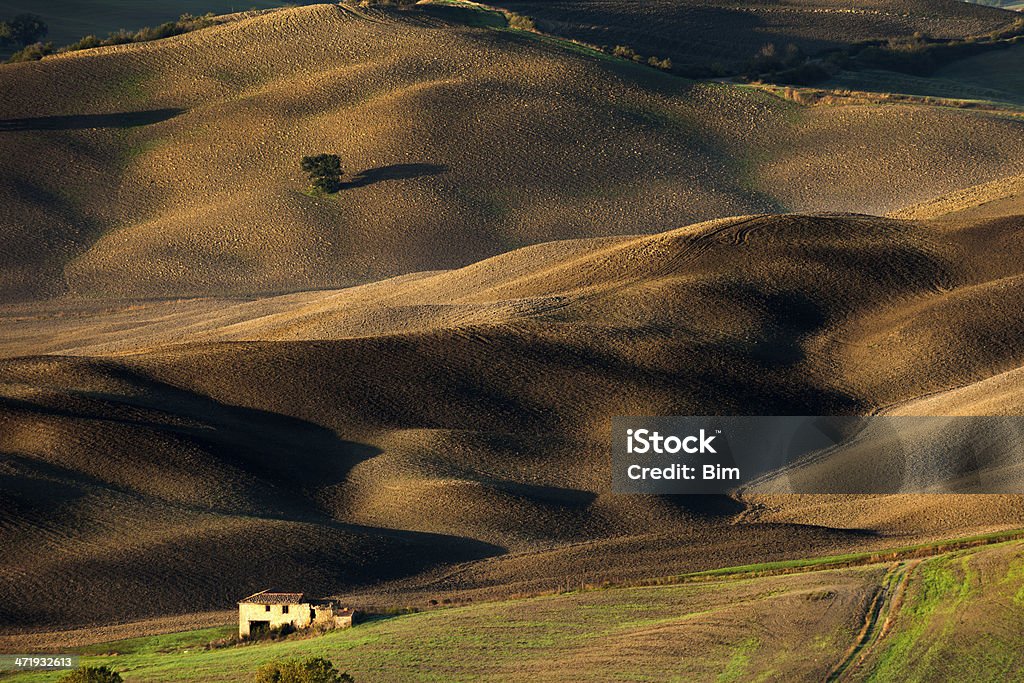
[2,0,1024,649]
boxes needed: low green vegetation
[254,657,353,683]
[419,1,534,32]
[717,636,759,682]
[638,528,1024,585]
[7,13,217,63]
[57,667,122,683]
[7,533,1024,682]
[74,626,234,657]
[868,557,972,681]
[611,44,673,71]
[821,67,1024,109]
[963,0,1024,7]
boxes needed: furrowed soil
[4,204,1024,637]
[3,1,1024,656]
[3,4,1024,301]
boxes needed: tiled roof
[239,590,305,605]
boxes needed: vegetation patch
[633,528,1024,587]
[254,656,353,682]
[744,19,1024,87]
[753,83,1024,115]
[57,667,123,683]
[301,154,344,195]
[0,13,48,58]
[5,13,219,63]
[423,0,673,74]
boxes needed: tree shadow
[345,163,447,189]
[0,108,185,132]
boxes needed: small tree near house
[254,656,353,683]
[301,154,343,194]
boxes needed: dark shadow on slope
[0,452,506,630]
[0,108,185,132]
[0,359,384,520]
[418,3,508,29]
[346,163,448,189]
[660,494,745,517]
[0,358,509,632]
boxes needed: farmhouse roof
[239,590,306,605]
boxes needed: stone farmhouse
[238,590,356,638]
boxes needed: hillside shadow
[0,362,383,520]
[0,108,184,132]
[346,163,447,189]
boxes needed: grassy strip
[424,0,673,73]
[748,82,1024,115]
[73,626,236,657]
[641,528,1024,585]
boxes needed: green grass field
[6,535,1024,682]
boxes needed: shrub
[253,656,353,683]
[358,0,417,6]
[771,61,830,86]
[301,154,343,194]
[58,666,123,683]
[609,44,672,71]
[62,35,102,51]
[21,12,218,61]
[8,41,54,62]
[752,42,781,72]
[101,29,136,46]
[505,12,536,31]
[647,56,673,71]
[611,44,642,62]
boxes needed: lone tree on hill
[301,154,343,194]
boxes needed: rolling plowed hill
[4,0,1024,643]
[2,3,1024,301]
[4,202,1024,633]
